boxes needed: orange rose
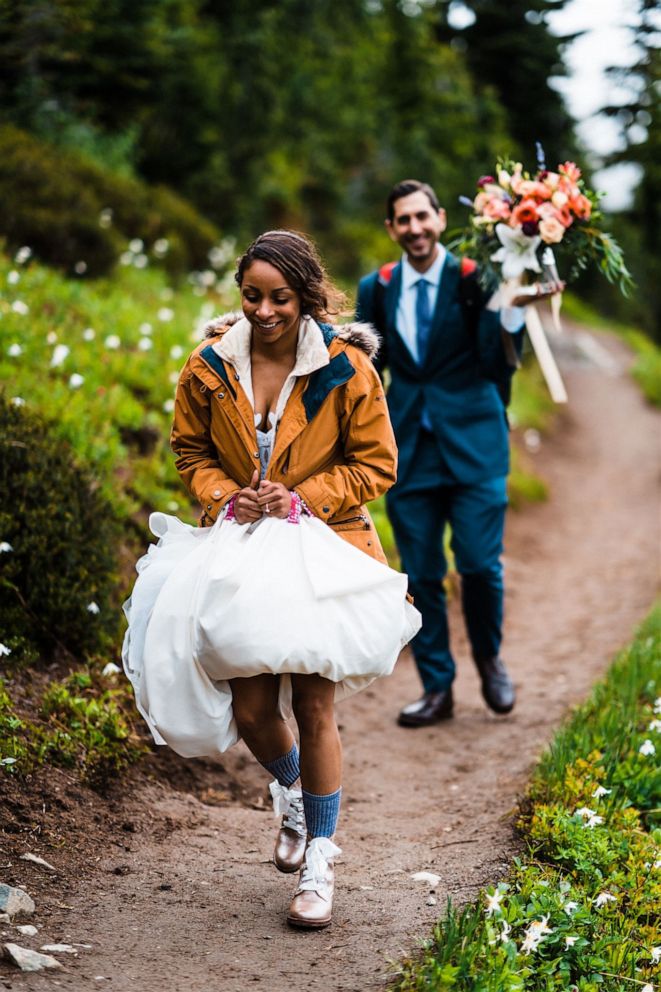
[512,198,540,225]
[483,197,511,221]
[559,161,582,182]
[570,193,592,220]
[519,180,552,201]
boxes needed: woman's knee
[292,692,336,737]
[232,697,278,739]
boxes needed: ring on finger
[265,503,270,513]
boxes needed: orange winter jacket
[170,315,397,563]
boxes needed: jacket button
[213,490,221,498]
[322,506,330,514]
[253,452,260,459]
[218,392,225,399]
[235,373,240,381]
[367,540,372,547]
[206,504,212,511]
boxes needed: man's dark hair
[386,180,440,221]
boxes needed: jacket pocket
[329,514,370,531]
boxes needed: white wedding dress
[122,510,421,760]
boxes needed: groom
[356,179,530,727]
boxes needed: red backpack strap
[378,260,398,286]
[460,256,478,277]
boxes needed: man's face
[385,191,447,268]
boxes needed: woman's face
[240,260,302,346]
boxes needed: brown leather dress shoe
[398,688,454,727]
[269,781,306,873]
[287,837,341,930]
[474,656,515,714]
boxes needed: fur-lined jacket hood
[203,311,381,360]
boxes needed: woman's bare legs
[290,673,341,794]
[230,673,295,763]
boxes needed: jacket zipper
[329,514,370,529]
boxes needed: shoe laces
[297,837,342,896]
[269,780,306,837]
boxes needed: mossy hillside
[0,246,238,532]
[391,607,661,992]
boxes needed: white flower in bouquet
[490,224,542,280]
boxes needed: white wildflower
[520,916,553,955]
[129,238,144,253]
[102,662,121,677]
[157,307,174,322]
[0,643,12,657]
[166,500,179,512]
[1,756,17,765]
[574,807,596,820]
[68,373,84,389]
[653,697,661,714]
[163,398,175,414]
[648,719,661,733]
[592,785,611,799]
[133,253,148,269]
[74,260,87,275]
[585,814,604,829]
[119,251,134,266]
[86,602,100,615]
[0,542,13,552]
[169,345,183,360]
[563,901,579,915]
[15,246,32,264]
[565,935,579,948]
[138,337,153,351]
[642,985,654,992]
[499,919,511,942]
[198,270,216,288]
[7,270,20,285]
[83,328,96,341]
[169,371,179,384]
[8,343,22,357]
[153,238,169,257]
[651,947,661,964]
[139,322,153,335]
[11,300,29,315]
[99,208,113,228]
[50,344,70,367]
[593,892,616,908]
[11,396,25,406]
[639,739,656,756]
[484,890,504,916]
[104,334,121,350]
[46,331,58,344]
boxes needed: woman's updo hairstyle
[235,230,347,322]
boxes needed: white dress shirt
[394,246,524,360]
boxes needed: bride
[123,229,420,929]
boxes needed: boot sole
[274,858,304,874]
[287,915,332,929]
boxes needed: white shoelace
[269,781,306,837]
[297,837,342,897]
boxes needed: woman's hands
[256,480,292,519]
[233,471,292,523]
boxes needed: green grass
[0,247,239,530]
[0,667,143,786]
[563,293,661,407]
[391,606,661,992]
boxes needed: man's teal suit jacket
[356,252,523,486]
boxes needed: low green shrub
[0,125,220,278]
[391,607,661,992]
[0,394,122,661]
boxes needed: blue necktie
[415,278,432,364]
[415,278,433,431]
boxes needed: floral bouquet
[454,147,633,295]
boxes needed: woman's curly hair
[235,230,347,322]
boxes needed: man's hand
[256,480,292,519]
[507,279,566,308]
[234,470,262,524]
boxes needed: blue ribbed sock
[260,743,300,788]
[302,787,342,838]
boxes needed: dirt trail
[2,325,659,992]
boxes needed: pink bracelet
[287,491,312,524]
[224,494,237,522]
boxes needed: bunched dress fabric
[122,511,421,760]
